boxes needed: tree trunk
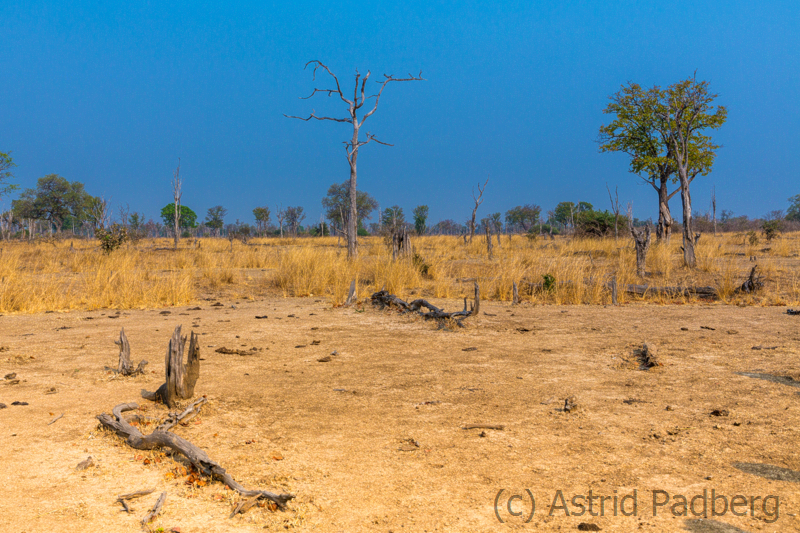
[347,126,359,259]
[679,178,696,268]
[485,225,493,260]
[141,326,200,408]
[631,223,652,277]
[656,177,673,243]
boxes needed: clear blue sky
[2,1,798,227]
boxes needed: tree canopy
[321,181,378,230]
[12,175,94,231]
[504,204,541,232]
[203,206,226,231]
[160,203,198,228]
[787,194,800,222]
[0,151,18,199]
[413,205,429,235]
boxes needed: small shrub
[747,230,759,246]
[542,273,556,293]
[96,224,129,254]
[412,252,431,277]
[762,220,781,242]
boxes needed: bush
[96,224,129,253]
[574,209,621,238]
[762,220,781,242]
[542,273,556,293]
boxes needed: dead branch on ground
[97,402,294,510]
[371,283,480,326]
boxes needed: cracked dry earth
[1,298,799,532]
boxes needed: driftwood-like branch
[117,488,155,514]
[141,326,200,408]
[371,283,480,326]
[115,328,148,376]
[157,396,207,432]
[608,282,717,299]
[141,491,166,526]
[97,403,294,510]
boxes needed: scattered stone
[564,396,578,413]
[76,456,95,470]
[578,524,601,532]
[44,387,58,394]
[700,325,716,331]
[0,403,6,409]
[710,409,729,417]
[317,356,332,362]
[680,327,689,331]
[665,405,674,411]
[255,315,268,319]
[188,307,202,311]
[5,372,17,380]
[211,302,223,307]
[311,340,321,345]
[330,350,339,356]
[295,345,306,348]
[727,330,739,334]
[11,401,28,406]
[159,311,171,315]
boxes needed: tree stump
[391,228,411,260]
[115,328,148,376]
[141,326,200,408]
[630,222,651,278]
[485,225,493,259]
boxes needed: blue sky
[1,1,798,227]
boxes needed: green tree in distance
[204,205,227,234]
[413,205,429,235]
[160,203,198,229]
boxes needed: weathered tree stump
[630,222,651,278]
[114,328,148,376]
[391,227,411,260]
[485,225,493,260]
[343,279,357,307]
[512,281,520,305]
[736,265,764,294]
[141,326,200,408]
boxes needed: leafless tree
[286,60,424,258]
[468,177,488,242]
[91,196,112,230]
[606,183,621,240]
[172,160,182,250]
[0,210,12,241]
[628,203,651,277]
[711,185,717,237]
[276,205,286,238]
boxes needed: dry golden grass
[1,232,799,313]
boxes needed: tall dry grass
[0,231,799,313]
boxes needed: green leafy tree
[284,206,305,236]
[160,204,197,229]
[0,151,18,199]
[321,181,378,235]
[412,205,429,235]
[204,206,227,234]
[381,205,405,234]
[504,204,541,233]
[787,194,800,222]
[12,175,93,233]
[252,206,271,234]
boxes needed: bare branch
[304,60,352,106]
[360,72,424,127]
[284,112,351,124]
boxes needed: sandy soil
[1,297,799,532]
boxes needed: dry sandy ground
[1,297,799,533]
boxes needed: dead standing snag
[114,328,148,376]
[141,325,200,408]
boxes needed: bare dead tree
[286,60,424,258]
[469,177,488,242]
[91,196,112,231]
[606,183,621,240]
[628,204,651,278]
[276,205,286,238]
[172,159,182,250]
[118,203,130,228]
[711,185,717,237]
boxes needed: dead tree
[630,222,651,278]
[286,60,424,259]
[485,224,493,259]
[607,183,621,240]
[97,402,294,510]
[276,205,286,238]
[512,281,520,305]
[711,185,717,236]
[391,227,411,260]
[343,279,357,306]
[114,328,148,376]
[468,178,488,242]
[172,160,182,250]
[141,326,200,409]
[371,283,480,327]
[736,265,764,294]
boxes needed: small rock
[727,330,739,335]
[578,523,601,531]
[4,373,17,380]
[665,405,673,411]
[710,409,729,417]
[11,401,28,406]
[680,327,689,331]
[330,350,338,356]
[317,356,332,363]
[564,396,578,413]
[159,310,171,315]
[76,456,95,470]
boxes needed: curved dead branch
[371,283,480,326]
[97,403,294,510]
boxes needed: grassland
[1,232,799,314]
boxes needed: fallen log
[371,283,480,326]
[141,326,200,408]
[97,402,294,510]
[608,282,718,299]
[141,492,166,526]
